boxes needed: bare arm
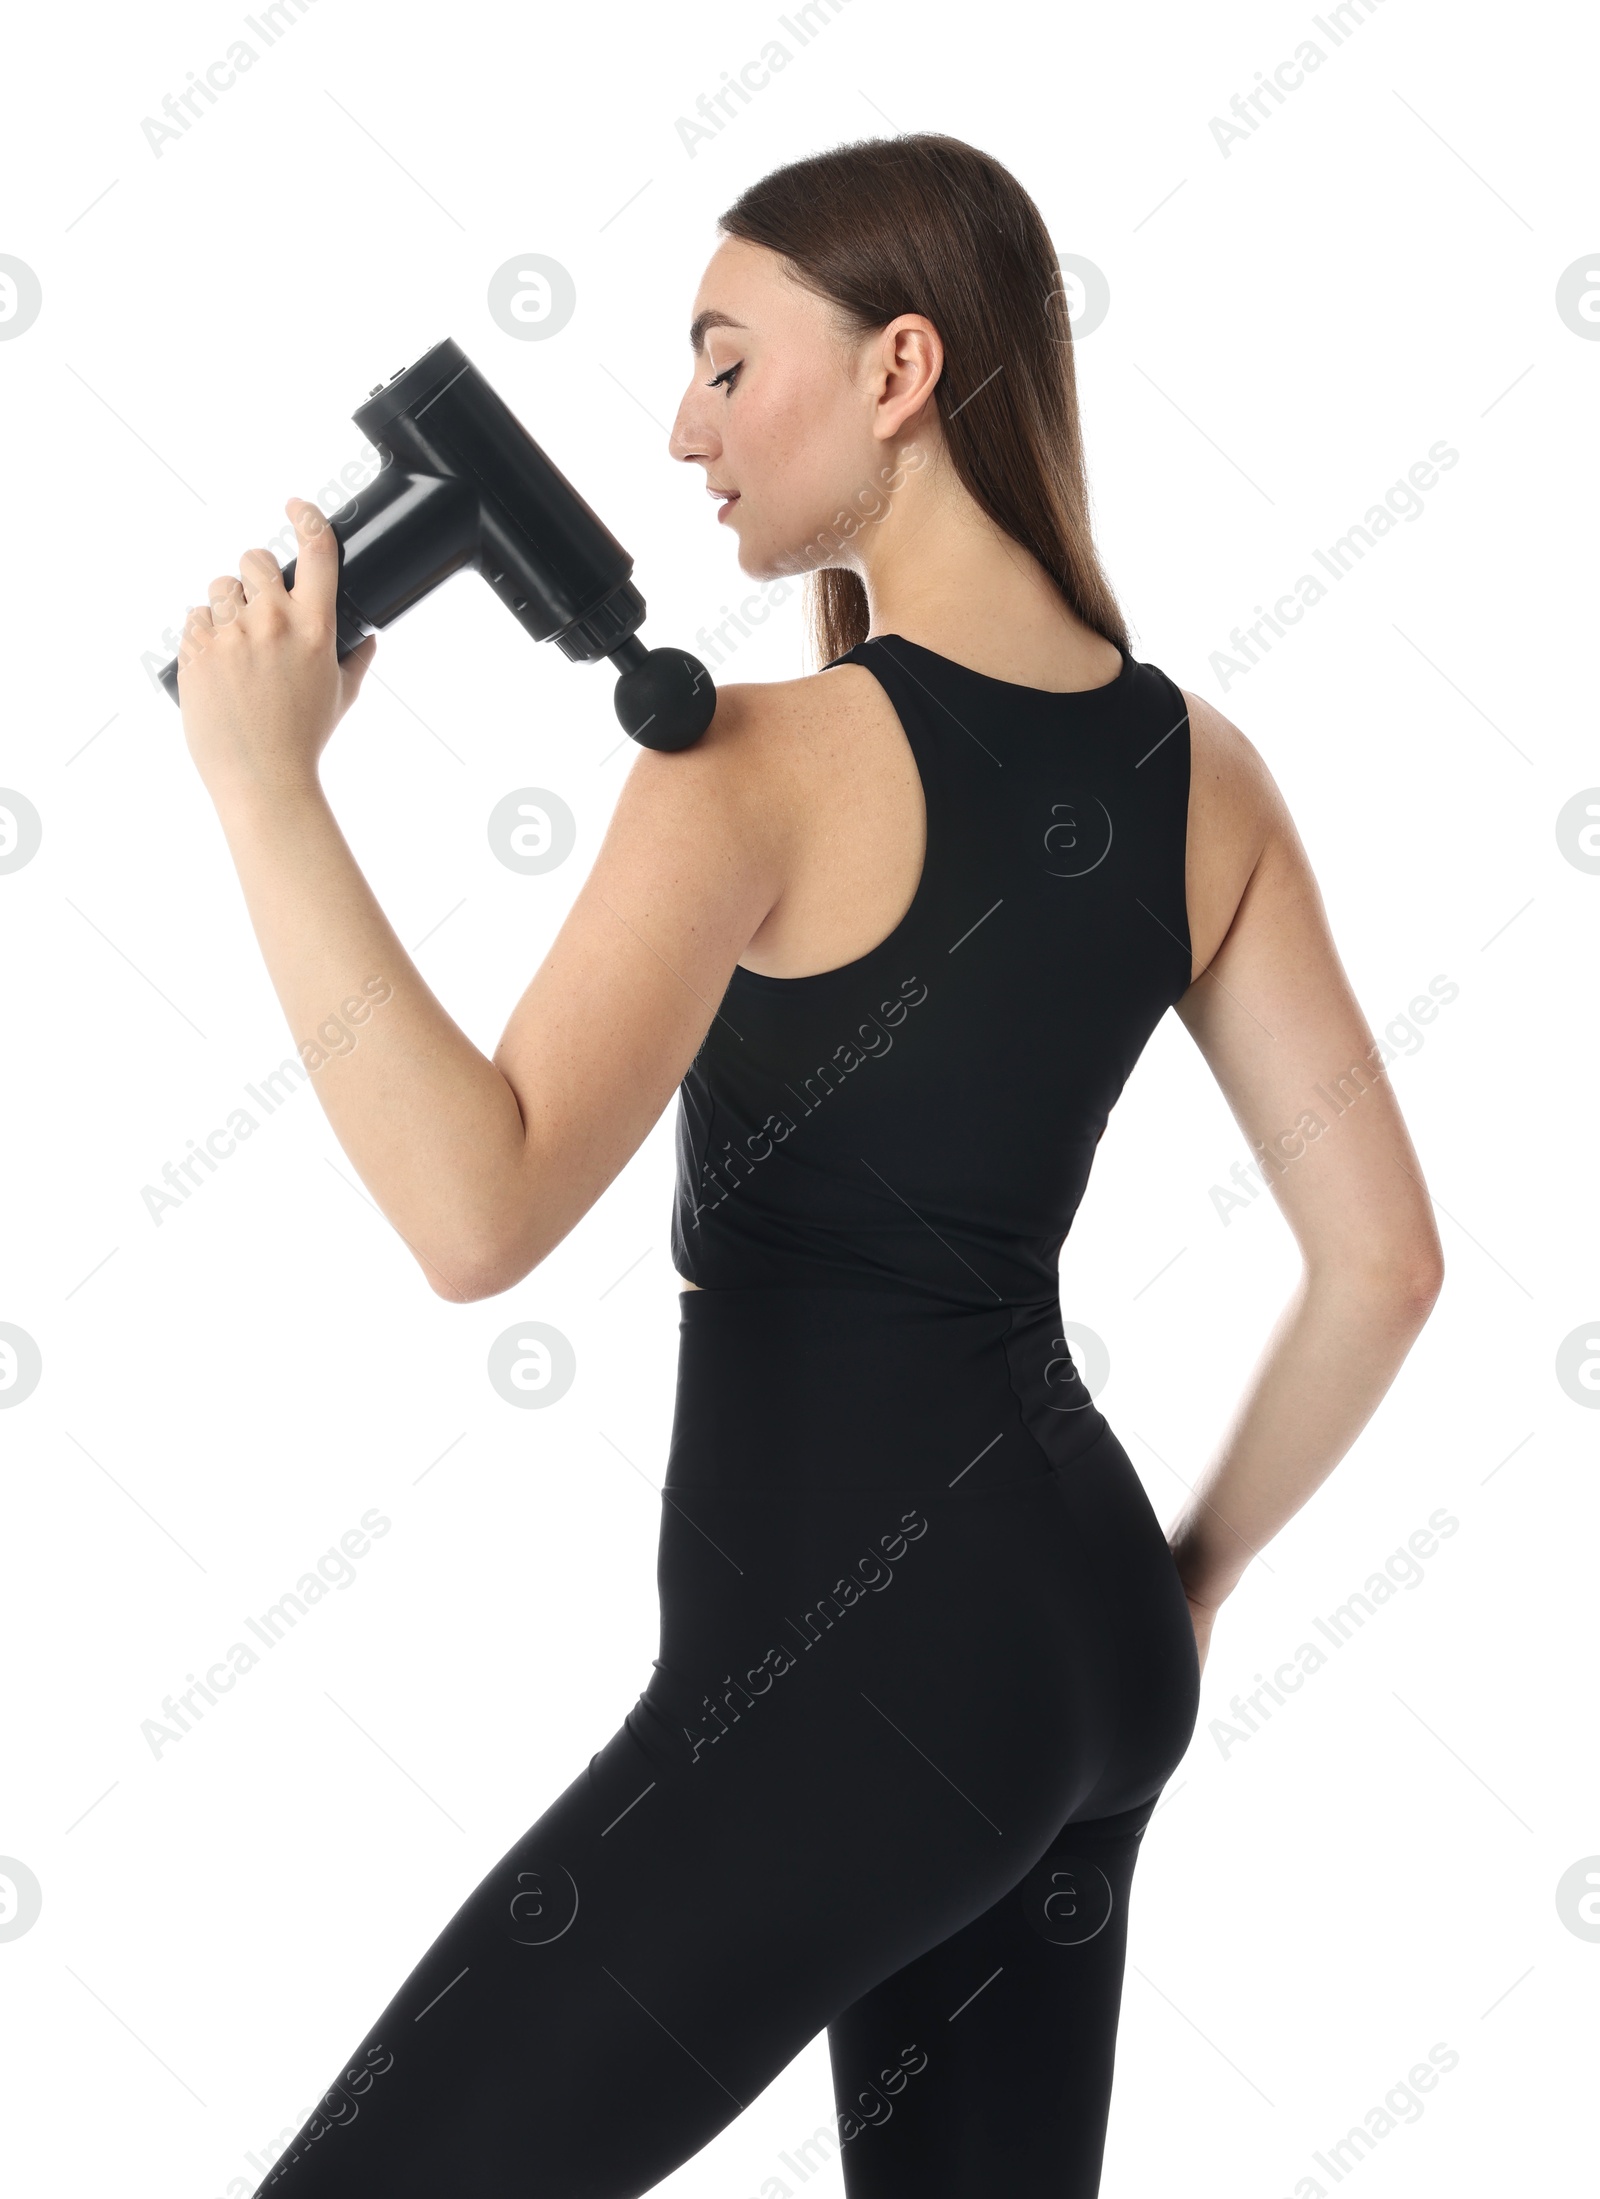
[1168,693,1446,1660]
[177,499,791,1302]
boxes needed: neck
[844,437,1119,687]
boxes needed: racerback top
[670,632,1192,1310]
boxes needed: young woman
[177,133,1443,2199]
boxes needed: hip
[652,1281,1200,1819]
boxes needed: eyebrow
[688,310,748,355]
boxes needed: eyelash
[706,360,742,392]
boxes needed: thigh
[825,1802,1156,2199]
[251,1477,1093,2199]
[252,1419,1177,2199]
[256,1705,848,2199]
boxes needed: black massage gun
[157,337,717,752]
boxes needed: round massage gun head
[610,644,717,752]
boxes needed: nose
[668,378,719,467]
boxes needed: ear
[876,314,943,440]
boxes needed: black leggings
[257,1287,1199,2197]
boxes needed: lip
[708,486,740,521]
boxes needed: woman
[177,134,1443,2199]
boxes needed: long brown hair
[717,132,1128,669]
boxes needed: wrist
[1183,1582,1231,1616]
[1167,1537,1240,1615]
[207,765,328,828]
[1178,1577,1230,1614]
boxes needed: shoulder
[1177,684,1298,864]
[700,660,886,763]
[1171,684,1328,988]
[615,661,878,828]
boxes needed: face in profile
[670,234,938,586]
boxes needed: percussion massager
[156,337,717,752]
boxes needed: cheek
[738,396,856,532]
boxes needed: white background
[1,1,1595,2193]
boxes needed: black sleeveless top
[670,633,1192,1309]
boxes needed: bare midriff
[676,1276,701,1292]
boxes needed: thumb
[287,496,340,616]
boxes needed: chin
[735,530,820,587]
[731,533,783,584]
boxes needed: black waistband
[665,1281,1111,1499]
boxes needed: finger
[207,573,246,629]
[238,544,286,604]
[284,495,338,616]
[175,602,214,666]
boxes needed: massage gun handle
[156,465,482,707]
[156,557,378,705]
[156,567,370,705]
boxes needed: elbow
[426,1268,490,1305]
[422,1237,541,1305]
[426,1266,511,1306]
[1391,1223,1446,1315]
[1391,1250,1445,1327]
[1409,1244,1446,1313]
[422,1259,486,1305]
[1308,1237,1445,1321]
